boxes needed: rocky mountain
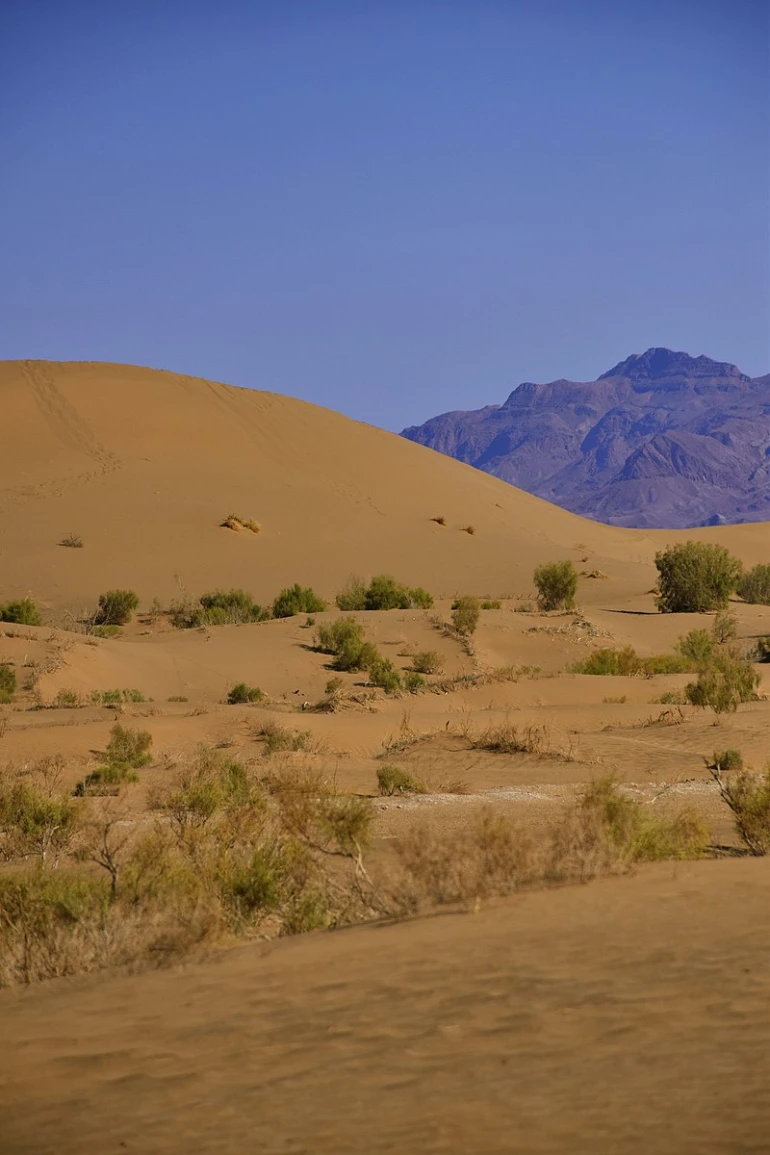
[401,348,770,528]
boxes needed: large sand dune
[4,359,766,615]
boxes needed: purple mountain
[401,348,770,528]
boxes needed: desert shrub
[409,586,434,609]
[571,647,690,677]
[364,574,412,610]
[377,765,425,796]
[105,723,153,767]
[677,629,715,666]
[412,650,442,674]
[472,721,547,755]
[481,599,501,610]
[256,722,314,755]
[91,625,122,638]
[272,585,326,618]
[316,617,364,655]
[0,778,81,865]
[59,533,83,548]
[53,688,82,708]
[404,672,425,693]
[451,595,480,635]
[74,763,139,797]
[737,564,770,606]
[712,610,738,644]
[654,542,742,613]
[94,589,140,626]
[368,657,401,694]
[227,683,263,705]
[335,576,367,611]
[571,646,642,676]
[90,688,145,706]
[0,598,42,626]
[199,589,267,624]
[706,751,770,855]
[684,653,760,714]
[168,695,189,702]
[0,665,16,704]
[751,637,770,663]
[533,561,578,611]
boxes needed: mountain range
[401,348,770,528]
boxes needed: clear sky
[1,0,768,429]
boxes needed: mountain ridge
[402,348,770,528]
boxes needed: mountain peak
[599,347,746,382]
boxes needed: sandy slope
[1,858,769,1155]
[3,359,768,615]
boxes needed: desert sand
[1,360,769,1153]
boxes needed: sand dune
[4,359,768,616]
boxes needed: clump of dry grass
[377,765,425,796]
[471,720,548,756]
[220,514,260,534]
[255,721,317,755]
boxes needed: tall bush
[654,542,741,613]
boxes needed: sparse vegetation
[0,666,16,704]
[451,595,480,636]
[255,722,314,754]
[534,561,578,611]
[368,656,402,694]
[684,653,760,715]
[412,650,442,675]
[570,647,691,677]
[404,672,425,693]
[272,584,326,619]
[654,541,742,614]
[227,683,263,705]
[677,629,715,666]
[0,598,42,626]
[336,575,434,612]
[706,750,770,855]
[481,599,501,610]
[59,533,84,548]
[199,589,269,624]
[74,722,154,795]
[94,589,140,626]
[712,610,738,644]
[90,688,145,706]
[377,765,425,796]
[737,563,770,606]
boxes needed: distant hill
[402,348,770,528]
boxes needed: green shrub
[91,625,122,638]
[94,589,140,626]
[684,653,759,714]
[451,596,480,636]
[272,584,326,618]
[534,561,578,611]
[712,610,738,644]
[677,629,715,666]
[571,647,641,676]
[335,577,367,611]
[706,751,770,855]
[53,688,82,708]
[0,665,16,704]
[316,617,364,655]
[227,683,263,705]
[408,586,434,609]
[368,657,401,694]
[199,589,267,624]
[364,575,411,610]
[90,688,145,706]
[377,765,425,796]
[74,763,139,797]
[0,598,42,626]
[412,650,442,675]
[482,599,501,610]
[640,653,693,676]
[256,722,313,754]
[577,775,708,862]
[654,542,742,613]
[404,672,425,693]
[0,779,81,864]
[105,723,153,768]
[737,564,770,606]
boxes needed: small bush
[412,650,442,675]
[59,533,84,548]
[452,596,480,636]
[706,751,770,855]
[105,723,153,768]
[316,617,364,655]
[0,598,42,626]
[654,542,742,613]
[534,561,578,611]
[684,653,760,714]
[677,629,715,666]
[571,647,641,676]
[227,683,263,705]
[713,610,737,644]
[409,586,434,609]
[737,564,770,606]
[472,721,547,755]
[335,576,367,611]
[0,778,81,864]
[481,599,501,610]
[199,589,267,624]
[53,688,82,708]
[74,763,139,797]
[94,589,140,626]
[256,722,314,755]
[0,666,16,704]
[404,672,425,693]
[368,657,401,694]
[90,688,145,705]
[272,584,326,618]
[377,765,425,796]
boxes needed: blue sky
[1,0,768,429]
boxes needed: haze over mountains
[402,348,770,529]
